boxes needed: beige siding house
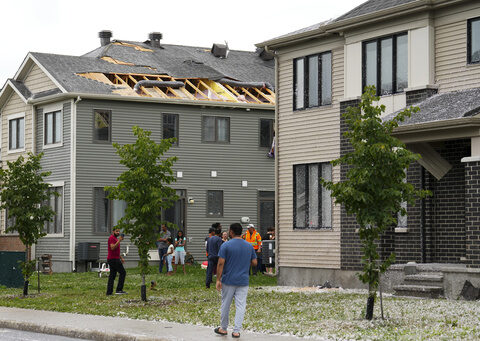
[258,0,480,294]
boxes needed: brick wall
[465,160,480,268]
[406,88,438,106]
[339,99,363,271]
[0,235,25,251]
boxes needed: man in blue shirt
[214,223,257,338]
[206,225,223,288]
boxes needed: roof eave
[256,29,330,50]
[392,117,480,135]
[0,80,29,110]
[27,92,275,110]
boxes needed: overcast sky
[0,0,366,84]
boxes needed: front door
[258,191,275,238]
[164,190,186,236]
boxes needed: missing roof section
[76,72,275,104]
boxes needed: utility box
[261,240,275,265]
[76,242,100,261]
[0,251,25,288]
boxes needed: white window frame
[42,103,63,149]
[7,112,25,153]
[44,180,65,238]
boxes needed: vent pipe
[149,32,163,48]
[99,30,112,46]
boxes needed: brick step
[404,273,444,286]
[393,285,444,299]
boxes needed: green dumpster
[0,251,25,288]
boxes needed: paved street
[0,306,311,341]
[0,328,89,341]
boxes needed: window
[363,33,408,96]
[93,109,111,142]
[260,119,274,148]
[4,209,16,234]
[207,190,223,217]
[202,116,230,143]
[162,113,179,144]
[45,186,63,235]
[293,51,332,110]
[94,188,127,233]
[468,17,480,64]
[45,110,62,146]
[8,116,25,150]
[293,163,332,229]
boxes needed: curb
[0,320,168,341]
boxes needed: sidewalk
[0,306,315,341]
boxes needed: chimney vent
[99,30,112,46]
[211,43,229,58]
[256,47,274,61]
[149,32,163,48]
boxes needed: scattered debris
[460,280,480,301]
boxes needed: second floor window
[293,162,332,229]
[294,51,332,110]
[94,109,111,142]
[260,119,274,148]
[163,113,179,144]
[202,116,230,143]
[363,33,408,96]
[45,110,62,145]
[468,17,480,64]
[9,116,25,150]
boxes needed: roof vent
[149,32,163,48]
[99,30,112,47]
[256,47,274,61]
[211,43,229,58]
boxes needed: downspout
[420,166,426,263]
[70,96,80,271]
[30,103,36,261]
[271,49,280,277]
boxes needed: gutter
[70,96,80,271]
[27,93,274,111]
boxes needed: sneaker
[115,291,127,295]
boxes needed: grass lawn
[1,265,480,340]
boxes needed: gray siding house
[0,32,275,272]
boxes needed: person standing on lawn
[206,226,223,288]
[165,238,174,276]
[106,228,127,295]
[242,224,262,275]
[157,224,171,274]
[214,223,257,338]
[174,230,187,274]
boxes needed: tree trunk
[23,280,29,296]
[141,274,147,301]
[365,284,375,320]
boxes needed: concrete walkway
[0,307,314,341]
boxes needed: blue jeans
[158,247,168,273]
[221,284,249,333]
[206,255,218,288]
[165,255,173,272]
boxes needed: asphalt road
[0,328,90,341]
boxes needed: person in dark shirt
[106,228,127,295]
[206,226,223,289]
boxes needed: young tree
[0,152,57,296]
[106,126,178,301]
[322,86,430,319]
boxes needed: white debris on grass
[255,285,393,296]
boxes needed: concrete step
[404,273,444,286]
[393,284,444,299]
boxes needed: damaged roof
[383,87,480,126]
[4,37,275,106]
